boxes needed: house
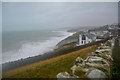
[96,36,104,41]
[78,33,96,46]
[90,30,108,37]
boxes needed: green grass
[74,69,87,78]
[3,45,98,78]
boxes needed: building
[78,33,96,46]
[89,30,109,37]
[96,36,104,41]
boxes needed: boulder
[56,72,79,79]
[86,69,106,79]
[56,72,70,78]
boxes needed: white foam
[2,31,74,63]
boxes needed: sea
[2,29,74,64]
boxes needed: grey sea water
[2,30,73,63]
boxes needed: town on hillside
[57,24,119,48]
[77,24,119,46]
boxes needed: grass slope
[3,45,98,78]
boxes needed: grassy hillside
[3,45,98,78]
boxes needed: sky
[2,2,118,32]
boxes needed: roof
[80,33,96,39]
[96,36,104,39]
[86,33,96,39]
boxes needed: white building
[78,33,96,46]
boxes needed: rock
[102,59,110,66]
[75,57,83,62]
[102,46,111,49]
[56,72,79,79]
[96,49,111,53]
[75,66,90,73]
[105,54,113,61]
[56,72,70,78]
[101,43,104,46]
[71,65,77,74]
[85,62,109,71]
[75,57,85,67]
[96,52,112,61]
[111,42,114,47]
[84,56,110,71]
[57,39,113,79]
[85,56,103,63]
[95,50,102,54]
[97,53,106,59]
[86,69,106,79]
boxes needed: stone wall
[56,37,115,79]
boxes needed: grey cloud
[2,2,118,31]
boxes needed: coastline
[3,44,98,78]
[2,35,109,73]
[2,25,112,72]
[2,30,76,72]
[2,30,74,64]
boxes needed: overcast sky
[2,2,118,32]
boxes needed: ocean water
[2,30,73,63]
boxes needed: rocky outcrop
[56,38,115,79]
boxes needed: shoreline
[2,36,109,72]
[3,44,98,78]
[2,31,76,72]
[2,30,74,64]
[2,27,111,72]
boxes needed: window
[82,35,86,40]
